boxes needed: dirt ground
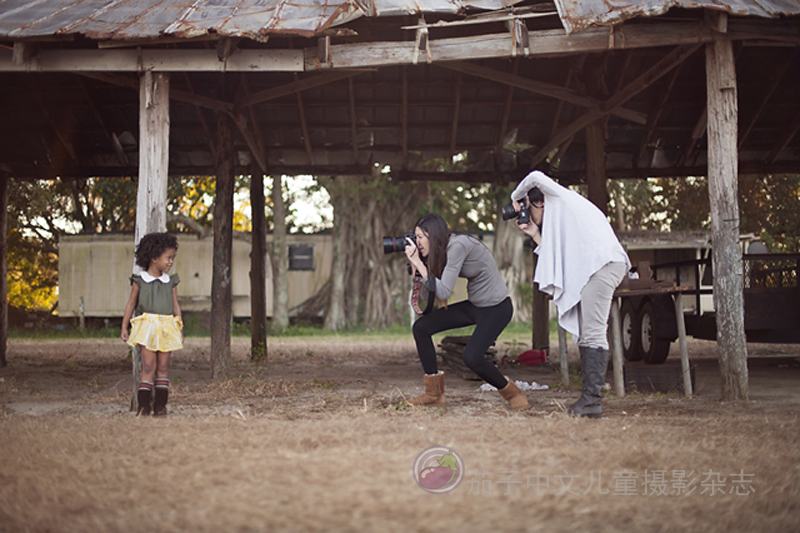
[1,335,799,532]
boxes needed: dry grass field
[1,335,799,532]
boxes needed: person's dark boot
[153,378,169,417]
[568,347,609,418]
[137,382,153,416]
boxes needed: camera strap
[411,271,436,315]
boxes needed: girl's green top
[131,273,180,316]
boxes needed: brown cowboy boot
[407,371,446,407]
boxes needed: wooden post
[270,174,289,331]
[585,121,608,214]
[0,173,8,368]
[705,10,748,401]
[609,299,625,397]
[558,325,569,387]
[674,293,693,398]
[250,167,268,361]
[131,71,170,411]
[211,109,235,380]
[531,255,549,353]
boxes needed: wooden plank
[705,10,748,401]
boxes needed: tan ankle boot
[408,372,446,406]
[499,379,530,410]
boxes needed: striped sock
[154,378,170,416]
[137,381,153,415]
[155,378,169,390]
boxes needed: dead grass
[1,337,799,532]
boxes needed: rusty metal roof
[1,0,797,42]
[0,0,528,41]
[555,0,800,34]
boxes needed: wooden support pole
[0,173,8,368]
[531,255,550,353]
[250,167,268,361]
[558,325,569,387]
[609,299,624,398]
[132,71,170,410]
[211,106,235,380]
[705,11,748,401]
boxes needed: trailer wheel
[640,301,671,364]
[620,301,641,361]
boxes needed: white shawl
[511,171,630,338]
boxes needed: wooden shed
[2,0,800,398]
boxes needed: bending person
[404,213,529,410]
[511,171,630,418]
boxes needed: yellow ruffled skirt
[127,313,183,352]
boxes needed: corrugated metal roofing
[1,0,797,42]
[0,0,527,41]
[554,0,800,34]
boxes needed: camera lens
[501,204,518,220]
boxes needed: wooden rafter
[449,72,463,158]
[738,49,797,150]
[442,61,646,125]
[293,73,315,165]
[183,72,217,160]
[26,81,77,162]
[76,76,129,166]
[236,70,369,109]
[767,107,800,164]
[636,64,682,167]
[495,57,518,157]
[524,44,702,170]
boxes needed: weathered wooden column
[270,173,289,331]
[211,108,235,380]
[250,167,268,361]
[705,10,748,400]
[0,173,8,368]
[132,70,170,409]
[584,58,609,214]
[531,255,550,353]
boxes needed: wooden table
[611,285,694,398]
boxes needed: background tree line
[7,172,800,328]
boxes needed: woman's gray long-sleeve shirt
[423,234,509,308]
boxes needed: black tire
[640,300,671,364]
[620,300,641,362]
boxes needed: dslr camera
[383,231,416,254]
[501,202,530,225]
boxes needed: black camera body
[383,231,416,254]
[501,203,531,225]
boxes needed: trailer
[618,253,800,364]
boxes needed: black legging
[412,297,513,389]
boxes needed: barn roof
[1,1,799,183]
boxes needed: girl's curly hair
[134,232,179,270]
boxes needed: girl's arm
[120,283,140,342]
[172,286,182,322]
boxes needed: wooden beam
[307,21,718,70]
[705,10,747,401]
[523,44,702,170]
[0,48,302,72]
[79,72,233,112]
[738,49,796,150]
[443,61,647,125]
[449,72,463,158]
[27,82,77,162]
[183,72,217,159]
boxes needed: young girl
[403,213,529,410]
[121,232,183,416]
